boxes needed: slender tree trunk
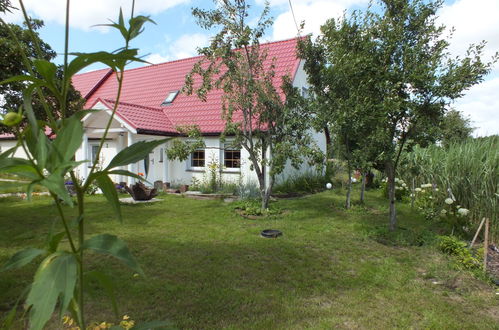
[386,161,397,231]
[345,162,352,209]
[262,174,274,209]
[324,126,333,179]
[411,177,415,208]
[360,171,366,204]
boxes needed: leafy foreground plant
[0,2,169,329]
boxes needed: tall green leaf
[94,173,122,221]
[50,115,83,164]
[0,248,45,272]
[106,139,167,170]
[39,172,73,206]
[25,252,78,330]
[0,158,40,180]
[83,234,144,276]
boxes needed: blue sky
[2,0,498,136]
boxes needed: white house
[0,38,326,188]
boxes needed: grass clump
[273,171,328,195]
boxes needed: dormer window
[161,90,179,106]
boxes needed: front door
[137,150,155,185]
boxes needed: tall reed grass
[399,136,498,241]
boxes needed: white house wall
[0,140,27,159]
[274,60,327,183]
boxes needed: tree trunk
[345,163,352,209]
[324,126,333,179]
[386,161,397,231]
[410,177,415,208]
[261,175,274,209]
[360,171,366,204]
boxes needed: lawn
[0,189,498,329]
[0,180,46,195]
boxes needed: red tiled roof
[0,133,15,139]
[98,98,176,134]
[72,68,113,99]
[75,38,302,135]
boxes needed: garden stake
[469,217,486,249]
[483,218,489,272]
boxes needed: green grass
[0,180,46,194]
[1,189,498,329]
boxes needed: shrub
[273,171,328,195]
[437,235,481,270]
[399,137,498,241]
[233,199,281,217]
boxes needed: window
[91,145,99,163]
[161,90,179,106]
[224,145,241,168]
[301,87,309,98]
[191,149,205,167]
[159,148,164,163]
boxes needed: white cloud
[145,33,210,64]
[265,0,368,41]
[439,0,499,66]
[438,0,499,136]
[453,76,499,137]
[145,53,171,65]
[2,0,190,31]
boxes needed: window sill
[222,169,241,174]
[186,168,205,173]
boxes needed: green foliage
[399,137,498,240]
[0,3,155,329]
[0,16,84,134]
[0,247,45,272]
[439,110,474,148]
[165,125,204,162]
[25,252,78,330]
[380,177,409,201]
[437,235,481,271]
[233,199,281,217]
[299,0,496,229]
[82,234,144,276]
[273,171,328,195]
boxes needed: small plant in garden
[438,235,481,271]
[414,184,440,221]
[233,199,282,217]
[439,197,472,236]
[0,2,169,329]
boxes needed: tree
[439,109,474,147]
[299,11,383,208]
[300,0,496,229]
[185,0,321,209]
[0,8,84,134]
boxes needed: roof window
[161,90,179,106]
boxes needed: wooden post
[469,217,486,248]
[483,218,489,272]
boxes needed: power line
[288,0,301,37]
